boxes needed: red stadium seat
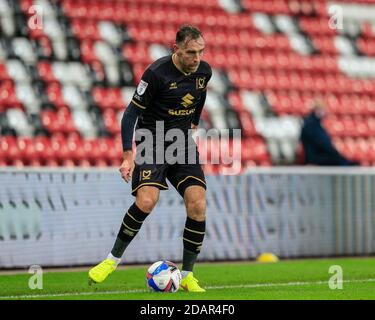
[0,82,23,109]
[0,63,11,81]
[123,44,152,65]
[46,83,67,109]
[103,109,121,135]
[1,136,20,163]
[37,61,57,83]
[238,111,258,137]
[80,40,99,64]
[70,19,101,41]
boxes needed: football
[146,260,182,292]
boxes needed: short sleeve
[207,65,212,84]
[201,64,212,91]
[131,68,159,110]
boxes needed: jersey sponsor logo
[169,82,178,89]
[196,77,206,89]
[141,170,152,180]
[168,108,196,116]
[136,80,148,95]
[181,93,195,107]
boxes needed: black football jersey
[131,55,212,134]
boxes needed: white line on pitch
[1,278,375,300]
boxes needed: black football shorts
[131,161,206,197]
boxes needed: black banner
[1,300,373,319]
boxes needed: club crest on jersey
[169,82,178,89]
[196,77,206,89]
[141,170,151,180]
[137,80,148,95]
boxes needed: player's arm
[191,90,207,129]
[121,103,144,152]
[192,65,211,129]
[119,68,158,182]
[119,103,143,182]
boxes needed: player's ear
[172,43,179,53]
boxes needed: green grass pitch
[1,257,375,300]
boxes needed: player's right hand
[119,151,134,183]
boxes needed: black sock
[111,237,129,259]
[182,217,206,272]
[111,203,149,258]
[182,249,198,272]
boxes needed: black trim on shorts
[175,175,207,197]
[131,182,168,196]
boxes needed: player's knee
[136,192,159,213]
[186,198,206,221]
[136,196,157,213]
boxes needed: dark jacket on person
[300,112,357,166]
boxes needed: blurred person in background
[300,100,359,166]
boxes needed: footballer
[88,25,212,292]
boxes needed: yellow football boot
[180,272,206,292]
[88,259,117,284]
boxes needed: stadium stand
[1,0,375,171]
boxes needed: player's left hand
[119,151,134,183]
[191,124,198,132]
